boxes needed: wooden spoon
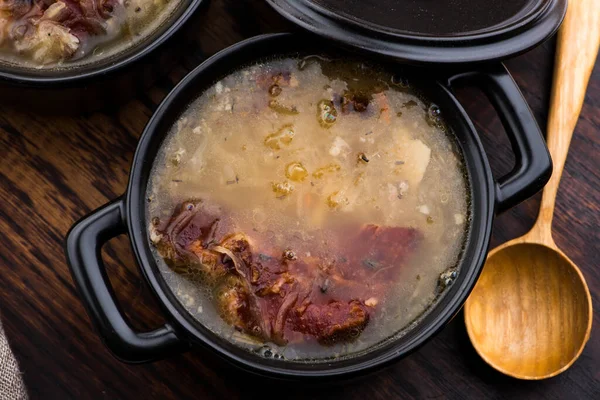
[464,0,599,380]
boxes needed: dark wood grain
[1,0,599,398]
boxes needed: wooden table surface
[1,1,598,398]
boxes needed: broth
[0,0,181,68]
[147,57,470,361]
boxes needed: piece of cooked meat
[290,300,370,344]
[40,1,70,22]
[343,224,422,282]
[0,16,8,46]
[151,199,422,345]
[13,20,79,64]
[150,200,232,282]
[340,90,370,113]
[215,275,267,339]
[255,70,298,90]
[0,0,34,18]
[1,0,122,63]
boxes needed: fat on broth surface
[147,57,470,361]
[0,0,181,68]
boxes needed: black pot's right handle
[65,197,183,363]
[447,63,552,214]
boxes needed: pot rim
[124,32,496,378]
[0,0,205,85]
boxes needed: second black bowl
[0,0,207,113]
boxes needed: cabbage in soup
[146,57,470,361]
[0,0,180,67]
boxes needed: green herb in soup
[146,57,470,361]
[0,0,180,66]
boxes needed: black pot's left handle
[65,197,182,363]
[447,63,552,214]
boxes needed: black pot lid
[266,0,567,65]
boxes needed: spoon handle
[533,0,600,240]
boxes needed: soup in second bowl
[0,0,181,67]
[146,57,470,360]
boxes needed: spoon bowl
[465,240,592,379]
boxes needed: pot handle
[65,197,183,363]
[447,63,552,214]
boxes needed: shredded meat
[255,70,298,90]
[340,90,370,113]
[12,20,79,63]
[0,0,119,64]
[151,200,422,345]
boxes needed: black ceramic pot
[65,33,552,380]
[0,0,207,113]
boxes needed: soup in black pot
[146,57,470,361]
